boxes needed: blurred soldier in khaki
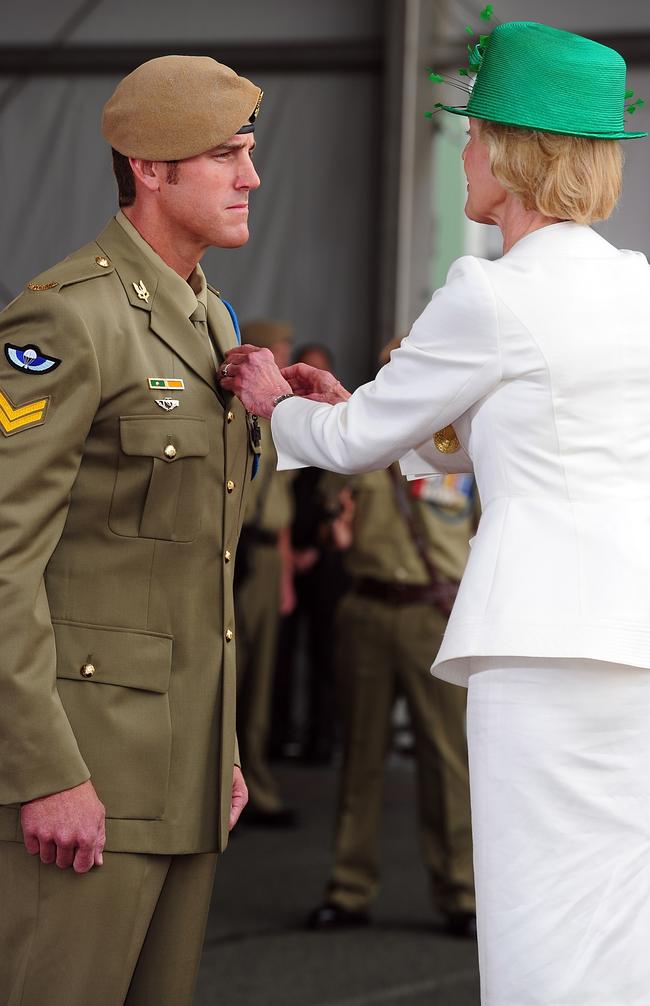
[236,320,297,826]
[0,56,262,1006]
[308,340,476,936]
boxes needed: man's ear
[128,158,162,193]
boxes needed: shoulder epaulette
[25,243,115,294]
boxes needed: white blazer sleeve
[271,256,501,473]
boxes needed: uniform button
[95,255,111,268]
[226,479,235,493]
[224,549,232,563]
[395,567,408,581]
[227,410,234,423]
[164,444,177,460]
[80,663,95,679]
[225,628,234,642]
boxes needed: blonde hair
[478,120,623,224]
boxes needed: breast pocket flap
[119,415,209,461]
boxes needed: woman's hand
[281,363,351,404]
[220,346,293,419]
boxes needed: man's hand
[229,766,248,831]
[220,345,293,419]
[21,779,106,874]
[281,363,351,404]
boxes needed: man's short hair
[111,150,181,207]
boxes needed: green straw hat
[438,21,647,140]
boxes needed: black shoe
[443,910,477,939]
[242,806,298,829]
[306,902,371,930]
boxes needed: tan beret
[102,55,262,160]
[241,320,294,349]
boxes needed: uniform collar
[96,216,219,395]
[115,210,208,317]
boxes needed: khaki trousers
[0,841,217,1006]
[327,593,475,914]
[236,543,284,813]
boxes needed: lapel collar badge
[155,398,180,412]
[133,279,150,303]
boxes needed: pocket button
[80,663,96,679]
[164,444,177,460]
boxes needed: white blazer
[272,223,650,685]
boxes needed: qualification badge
[5,343,61,375]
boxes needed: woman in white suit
[222,21,650,1006]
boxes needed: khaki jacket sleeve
[0,289,101,804]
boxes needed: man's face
[156,133,260,249]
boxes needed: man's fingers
[39,839,57,865]
[95,821,106,866]
[229,794,246,831]
[72,844,96,874]
[55,842,75,870]
[23,833,40,856]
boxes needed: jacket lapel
[95,219,219,395]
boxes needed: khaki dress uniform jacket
[0,216,254,856]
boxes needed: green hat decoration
[427,12,647,140]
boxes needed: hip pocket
[53,620,173,821]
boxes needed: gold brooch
[433,425,460,454]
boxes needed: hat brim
[438,104,647,140]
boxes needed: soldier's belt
[355,576,456,607]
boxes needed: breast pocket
[109,415,209,542]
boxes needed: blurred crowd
[234,320,479,937]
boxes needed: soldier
[307,344,476,934]
[235,320,297,825]
[0,56,262,1005]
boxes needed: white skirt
[467,657,650,1006]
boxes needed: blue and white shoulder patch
[4,344,61,375]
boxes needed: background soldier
[0,56,262,1006]
[307,342,476,935]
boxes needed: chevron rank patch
[0,387,50,436]
[5,343,61,375]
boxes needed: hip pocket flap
[53,620,173,693]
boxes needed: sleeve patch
[5,344,61,375]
